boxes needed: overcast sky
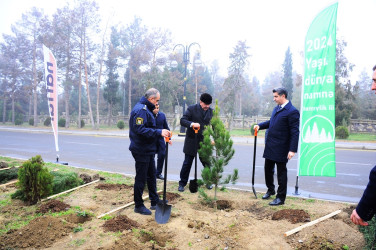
[1,0,375,83]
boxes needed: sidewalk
[0,126,375,150]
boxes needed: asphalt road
[1,129,375,203]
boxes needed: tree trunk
[78,29,83,129]
[2,96,6,124]
[107,103,112,126]
[128,67,132,116]
[83,33,95,129]
[32,37,38,127]
[11,94,15,124]
[64,35,72,128]
[96,15,109,129]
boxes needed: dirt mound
[64,213,92,224]
[243,202,274,219]
[95,183,132,191]
[0,216,74,249]
[102,215,140,232]
[37,199,71,213]
[272,209,311,224]
[165,192,181,203]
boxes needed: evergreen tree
[198,100,238,204]
[282,47,293,101]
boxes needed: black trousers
[155,149,166,176]
[264,158,287,201]
[179,154,208,187]
[132,153,159,208]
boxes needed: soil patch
[95,183,133,191]
[64,213,92,224]
[102,215,140,232]
[165,192,181,203]
[37,199,71,213]
[0,216,74,249]
[272,209,311,224]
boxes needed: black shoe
[134,206,152,215]
[262,191,276,200]
[156,174,164,180]
[150,200,168,210]
[206,184,213,190]
[269,198,284,206]
[178,185,185,192]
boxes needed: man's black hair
[273,87,288,99]
[200,93,212,104]
[373,65,376,71]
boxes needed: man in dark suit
[178,93,213,192]
[350,65,376,226]
[254,87,300,206]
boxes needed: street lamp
[173,42,201,136]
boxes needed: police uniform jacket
[258,101,300,163]
[155,111,170,153]
[356,165,376,221]
[129,96,161,155]
[180,103,213,156]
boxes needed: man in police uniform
[129,88,171,215]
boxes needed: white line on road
[65,142,102,146]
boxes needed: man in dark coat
[153,103,171,180]
[254,87,300,206]
[129,88,171,215]
[351,65,376,226]
[178,93,213,192]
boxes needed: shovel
[155,134,172,224]
[189,126,200,193]
[252,127,258,199]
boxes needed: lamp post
[173,42,201,136]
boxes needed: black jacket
[180,103,213,156]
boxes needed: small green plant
[80,119,85,128]
[198,187,213,205]
[28,118,34,126]
[335,126,349,139]
[359,216,376,249]
[0,167,18,184]
[100,215,113,220]
[188,242,192,247]
[199,100,238,203]
[14,155,53,204]
[73,226,83,233]
[44,117,51,126]
[117,120,125,129]
[58,118,66,127]
[70,238,86,246]
[51,171,83,195]
[342,245,349,250]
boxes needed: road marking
[336,161,371,166]
[337,173,360,177]
[65,142,102,146]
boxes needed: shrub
[81,119,85,128]
[44,117,51,126]
[58,118,66,127]
[15,118,23,125]
[14,155,53,204]
[50,171,83,194]
[359,216,376,249]
[117,120,125,130]
[0,167,18,184]
[335,126,349,139]
[29,118,34,126]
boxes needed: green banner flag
[298,2,338,177]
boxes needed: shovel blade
[155,203,172,224]
[189,179,198,193]
[252,186,258,199]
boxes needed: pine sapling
[198,99,238,203]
